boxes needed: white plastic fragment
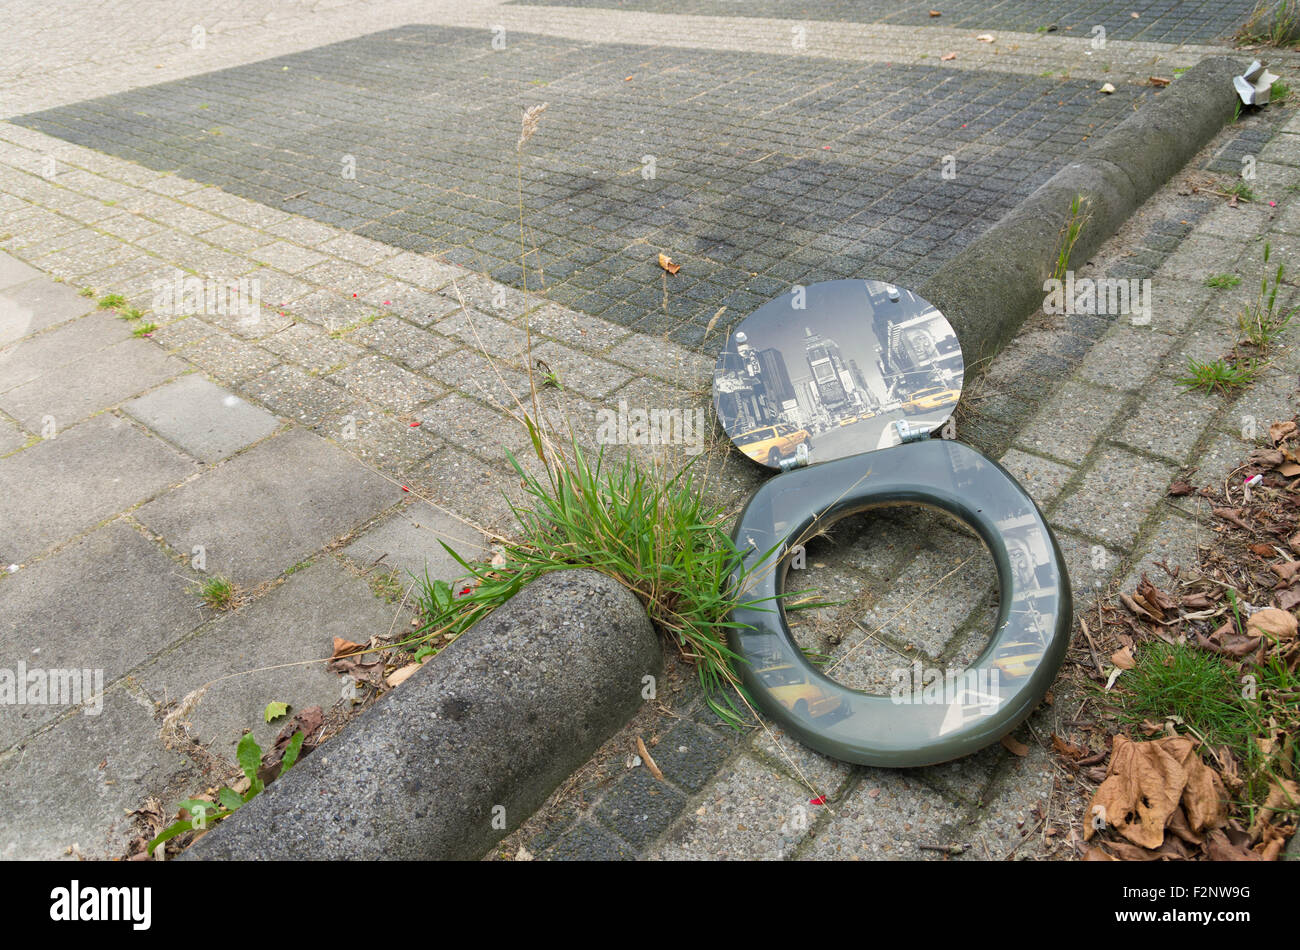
[1234,60,1279,106]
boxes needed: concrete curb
[183,569,661,860]
[920,55,1244,369]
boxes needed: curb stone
[183,569,660,860]
[920,55,1243,370]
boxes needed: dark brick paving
[16,25,1145,347]
[511,0,1259,45]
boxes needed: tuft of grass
[1205,273,1242,290]
[1118,642,1300,807]
[413,444,776,726]
[1237,241,1296,348]
[1236,0,1300,47]
[195,574,238,611]
[368,569,405,604]
[1272,78,1291,103]
[78,286,95,297]
[118,306,144,321]
[132,322,159,337]
[96,293,126,310]
[1177,356,1263,394]
[1052,194,1090,283]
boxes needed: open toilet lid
[713,280,965,469]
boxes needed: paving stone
[649,719,740,794]
[1076,325,1178,392]
[361,281,461,327]
[401,445,524,538]
[0,414,27,455]
[651,754,811,860]
[0,251,38,289]
[1052,530,1122,608]
[0,335,187,430]
[245,363,356,427]
[1014,379,1126,466]
[997,448,1076,507]
[0,275,93,344]
[259,322,365,374]
[170,326,281,384]
[137,558,396,758]
[750,719,853,798]
[1120,508,1210,594]
[0,690,189,860]
[1116,375,1220,465]
[123,374,280,463]
[543,820,636,861]
[0,413,195,564]
[800,767,963,860]
[0,310,131,392]
[956,740,1057,860]
[419,391,530,464]
[340,501,491,584]
[0,520,201,740]
[524,302,633,352]
[252,240,327,274]
[594,768,687,847]
[1053,446,1178,550]
[529,340,634,400]
[423,348,535,404]
[328,354,442,413]
[434,308,529,364]
[345,316,458,369]
[132,428,398,587]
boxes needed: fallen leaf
[515,845,535,860]
[1270,420,1296,444]
[1001,734,1029,756]
[332,637,365,659]
[657,253,680,275]
[1168,479,1196,496]
[263,701,289,723]
[1251,542,1278,558]
[1111,645,1136,670]
[386,663,421,688]
[929,9,941,16]
[1245,607,1297,640]
[940,51,957,61]
[1052,733,1087,759]
[1281,462,1300,477]
[1276,587,1300,611]
[1149,76,1171,87]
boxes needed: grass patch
[1272,79,1291,103]
[1236,0,1300,47]
[1223,180,1257,202]
[195,574,239,611]
[118,306,144,321]
[368,569,405,604]
[1205,273,1242,289]
[1176,356,1263,394]
[132,322,159,337]
[96,293,126,310]
[78,286,95,297]
[1118,642,1300,808]
[1236,241,1296,349]
[412,443,774,726]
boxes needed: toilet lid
[713,280,963,469]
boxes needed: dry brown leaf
[386,663,421,688]
[1168,479,1196,496]
[1001,734,1029,756]
[332,637,365,658]
[1246,607,1297,640]
[1281,462,1300,477]
[1251,542,1278,558]
[1111,645,1136,670]
[940,51,957,61]
[657,253,680,275]
[1149,76,1171,87]
[1277,587,1300,612]
[929,9,941,16]
[1052,733,1087,759]
[1270,420,1297,444]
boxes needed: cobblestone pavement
[14,25,1148,347]
[0,0,1298,860]
[514,0,1260,45]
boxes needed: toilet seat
[714,279,1072,767]
[726,437,1071,767]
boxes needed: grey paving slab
[13,25,1146,349]
[0,251,38,289]
[800,767,964,860]
[0,414,26,454]
[0,521,201,741]
[122,374,281,463]
[0,413,195,564]
[137,558,396,758]
[0,336,188,430]
[0,276,93,344]
[0,311,131,392]
[0,690,189,860]
[132,428,400,587]
[340,501,491,583]
[1053,445,1178,550]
